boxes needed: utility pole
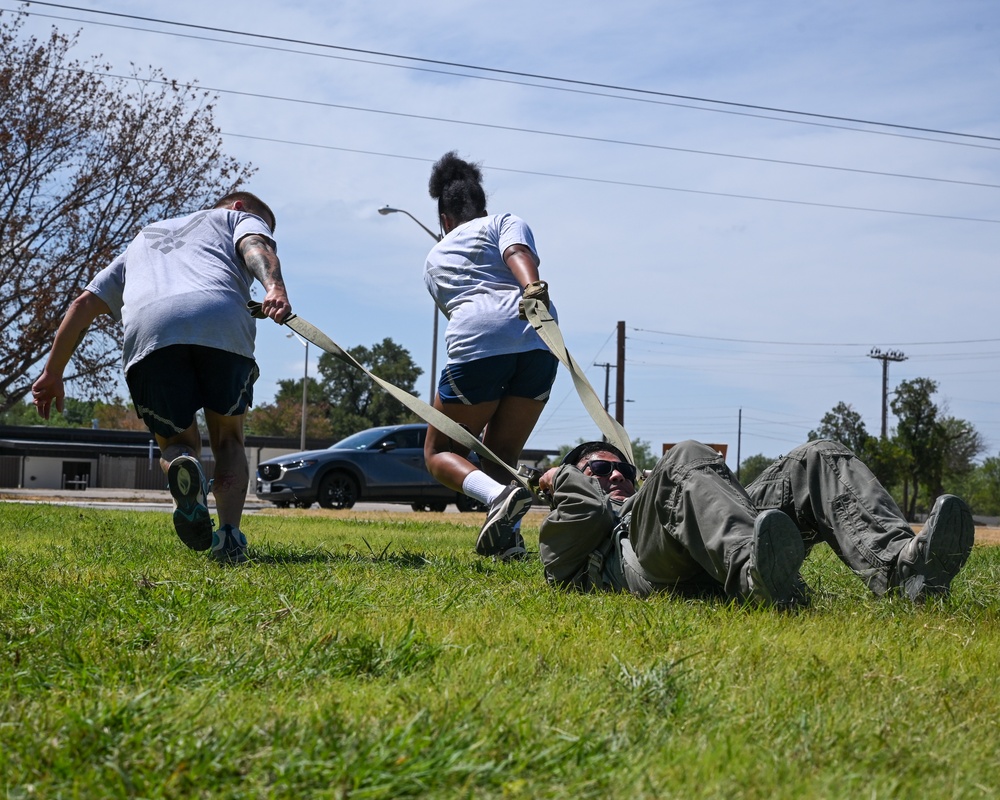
[736,408,742,481]
[595,362,614,410]
[869,347,907,439]
[615,321,626,426]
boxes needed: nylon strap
[521,298,635,465]
[248,302,529,490]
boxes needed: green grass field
[2,502,999,799]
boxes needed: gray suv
[255,423,485,511]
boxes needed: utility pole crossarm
[869,347,908,439]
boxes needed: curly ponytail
[428,151,487,224]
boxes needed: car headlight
[283,459,318,471]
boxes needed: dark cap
[562,441,631,467]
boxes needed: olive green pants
[626,439,913,596]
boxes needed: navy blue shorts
[438,350,558,405]
[125,345,259,437]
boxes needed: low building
[0,425,559,492]
[0,425,304,491]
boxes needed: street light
[287,332,309,451]
[378,205,443,402]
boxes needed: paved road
[0,487,464,514]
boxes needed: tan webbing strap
[521,298,635,465]
[248,302,529,490]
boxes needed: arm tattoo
[239,234,285,289]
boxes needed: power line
[16,1,1000,146]
[632,327,1000,347]
[58,60,997,193]
[16,6,1000,155]
[220,131,999,225]
[12,6,1000,219]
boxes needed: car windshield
[330,427,398,451]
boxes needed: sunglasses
[584,459,637,483]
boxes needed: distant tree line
[2,335,426,446]
[0,396,146,431]
[739,377,994,519]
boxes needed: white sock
[462,470,506,505]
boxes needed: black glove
[518,280,550,321]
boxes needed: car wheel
[455,495,487,513]
[318,472,358,509]
[295,500,313,509]
[411,502,425,511]
[427,500,447,512]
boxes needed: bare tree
[0,6,255,412]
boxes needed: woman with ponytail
[422,151,558,560]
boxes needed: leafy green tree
[0,396,90,427]
[738,453,775,486]
[0,7,254,413]
[60,398,95,427]
[937,416,985,496]
[808,401,869,454]
[274,376,329,406]
[92,397,146,430]
[246,378,334,441]
[0,394,142,429]
[859,435,908,497]
[890,378,941,518]
[629,439,657,471]
[949,455,1000,517]
[315,339,422,440]
[0,398,59,426]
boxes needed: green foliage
[738,453,774,486]
[858,435,908,496]
[0,398,55,426]
[246,377,335,440]
[629,438,657,470]
[274,375,329,406]
[317,338,423,441]
[0,397,94,427]
[1,503,999,798]
[808,401,869,454]
[946,453,1000,517]
[0,395,147,431]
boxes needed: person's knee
[796,439,854,461]
[206,414,245,448]
[664,440,722,465]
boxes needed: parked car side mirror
[378,440,398,452]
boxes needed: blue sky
[8,0,1000,464]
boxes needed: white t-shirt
[423,213,556,364]
[86,208,273,373]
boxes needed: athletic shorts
[438,349,558,405]
[125,344,259,437]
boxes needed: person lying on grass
[536,439,974,607]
